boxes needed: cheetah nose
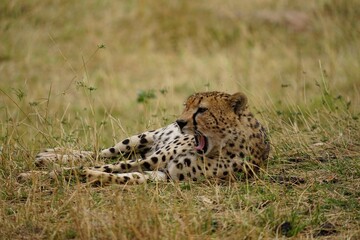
[176,119,187,130]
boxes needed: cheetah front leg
[18,148,95,183]
[83,169,167,185]
[18,129,160,182]
[32,128,159,167]
[34,148,94,167]
[87,147,171,175]
[17,167,80,182]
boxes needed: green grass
[1,0,360,239]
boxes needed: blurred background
[1,0,359,144]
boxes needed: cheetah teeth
[195,131,208,153]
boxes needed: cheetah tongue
[195,135,206,151]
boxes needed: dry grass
[1,0,360,239]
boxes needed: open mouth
[194,131,209,154]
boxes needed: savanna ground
[1,0,360,239]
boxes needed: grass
[1,0,360,239]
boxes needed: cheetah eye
[197,107,208,113]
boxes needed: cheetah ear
[230,92,248,114]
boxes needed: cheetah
[18,91,270,185]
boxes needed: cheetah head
[176,91,248,156]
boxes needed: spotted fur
[18,91,270,185]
